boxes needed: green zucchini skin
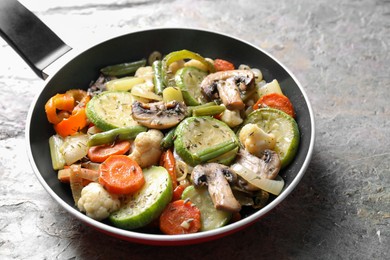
[174,116,239,166]
[239,108,300,168]
[86,91,140,131]
[175,66,208,106]
[109,166,173,230]
[181,185,231,231]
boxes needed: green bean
[100,59,147,77]
[194,139,238,163]
[191,105,226,117]
[152,60,165,95]
[87,125,147,147]
[160,127,176,149]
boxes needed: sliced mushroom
[200,70,255,110]
[191,163,241,212]
[131,100,187,129]
[232,149,281,192]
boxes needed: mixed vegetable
[45,49,300,235]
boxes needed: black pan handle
[0,0,71,79]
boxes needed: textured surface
[1,0,389,259]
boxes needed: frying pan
[0,0,315,245]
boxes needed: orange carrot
[172,184,186,201]
[213,59,235,71]
[253,93,296,118]
[98,155,144,195]
[160,150,177,189]
[88,140,131,163]
[159,200,201,235]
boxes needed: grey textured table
[1,0,389,259]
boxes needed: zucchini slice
[109,166,173,230]
[175,67,208,106]
[86,91,139,131]
[181,185,231,231]
[240,108,300,168]
[174,116,239,166]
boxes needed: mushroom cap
[200,70,255,110]
[235,149,281,180]
[131,100,188,129]
[191,163,241,212]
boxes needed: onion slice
[230,164,284,195]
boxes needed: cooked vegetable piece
[162,86,184,103]
[162,50,214,87]
[49,135,65,170]
[191,163,241,212]
[45,93,74,124]
[240,108,300,168]
[131,100,187,129]
[69,164,83,204]
[160,127,176,149]
[152,60,165,95]
[191,105,226,117]
[54,106,89,137]
[253,93,296,118]
[100,59,146,77]
[174,116,239,166]
[88,140,131,163]
[200,70,255,110]
[58,167,99,185]
[213,59,235,71]
[181,185,231,231]
[172,184,187,201]
[105,77,144,91]
[160,149,177,189]
[77,182,121,221]
[87,125,147,147]
[109,166,173,230]
[86,91,139,131]
[128,129,164,168]
[159,199,201,235]
[175,66,208,106]
[98,155,145,194]
[61,133,89,166]
[257,79,283,97]
[46,89,91,137]
[231,163,285,195]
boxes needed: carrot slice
[213,59,235,71]
[160,149,177,189]
[88,140,131,163]
[98,155,144,194]
[253,93,296,118]
[159,199,201,235]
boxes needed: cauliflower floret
[129,129,163,168]
[220,106,243,127]
[239,123,276,157]
[77,182,120,221]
